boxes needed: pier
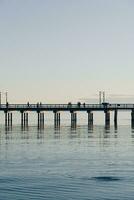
[1,103,134,128]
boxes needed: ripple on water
[67,175,122,182]
[91,176,121,182]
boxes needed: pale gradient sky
[0,0,134,103]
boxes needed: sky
[0,0,134,103]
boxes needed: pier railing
[0,103,134,109]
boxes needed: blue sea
[0,112,134,199]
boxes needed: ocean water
[0,112,134,200]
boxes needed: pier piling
[87,111,93,126]
[37,112,44,128]
[71,112,77,127]
[114,109,118,125]
[21,112,28,127]
[5,112,12,127]
[54,112,60,127]
[105,111,110,126]
[131,110,134,127]
[5,112,7,126]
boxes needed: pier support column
[71,112,77,127]
[58,113,60,126]
[114,109,118,126]
[8,112,12,126]
[21,112,28,127]
[21,112,24,127]
[38,112,44,128]
[5,112,7,126]
[105,111,110,126]
[40,113,44,127]
[54,112,60,127]
[24,113,28,127]
[131,110,134,128]
[38,112,40,128]
[24,113,26,127]
[26,113,28,126]
[87,111,93,126]
[5,112,12,127]
[11,113,12,126]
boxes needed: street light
[99,91,106,104]
[99,91,102,104]
[2,92,8,104]
[0,92,1,105]
[0,91,8,105]
[103,91,105,103]
[5,92,8,104]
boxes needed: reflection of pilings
[105,123,110,132]
[5,112,12,126]
[54,112,60,127]
[38,112,44,128]
[88,123,93,133]
[105,111,110,126]
[87,111,93,126]
[114,121,118,131]
[71,112,77,127]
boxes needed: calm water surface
[0,122,134,199]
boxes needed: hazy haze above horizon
[0,0,134,103]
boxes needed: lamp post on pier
[99,91,106,104]
[0,92,1,106]
[99,91,101,104]
[0,91,8,105]
[2,92,8,104]
[5,92,8,104]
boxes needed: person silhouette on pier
[77,102,81,107]
[6,102,9,108]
